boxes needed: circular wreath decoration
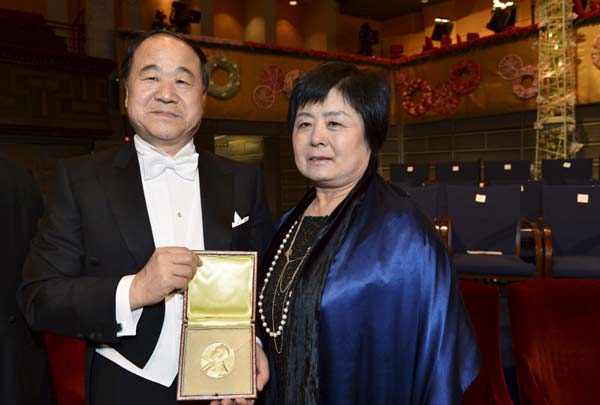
[431,82,460,116]
[512,65,538,99]
[449,59,481,95]
[402,78,433,116]
[252,85,275,110]
[497,54,523,80]
[206,55,241,100]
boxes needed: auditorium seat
[390,162,430,187]
[445,184,543,281]
[507,279,600,404]
[541,185,600,278]
[483,160,531,184]
[541,158,593,185]
[402,184,441,222]
[519,181,542,220]
[44,333,85,405]
[435,161,481,184]
[460,281,513,405]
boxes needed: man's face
[125,35,206,152]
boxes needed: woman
[258,62,479,404]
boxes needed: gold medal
[200,343,235,379]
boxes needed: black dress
[261,215,327,404]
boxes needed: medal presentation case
[177,251,257,400]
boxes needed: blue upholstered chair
[484,160,531,184]
[519,181,542,221]
[435,161,481,184]
[443,184,543,282]
[541,185,600,278]
[389,162,430,187]
[402,184,441,222]
[541,158,593,185]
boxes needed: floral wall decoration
[399,58,481,117]
[206,55,241,99]
[401,78,433,117]
[512,65,538,99]
[252,65,282,110]
[497,54,524,80]
[431,82,460,116]
[592,34,600,68]
[283,69,305,98]
[394,71,408,86]
[496,53,538,99]
[115,16,600,124]
[260,65,285,94]
[448,59,481,96]
[252,85,276,110]
[253,65,305,109]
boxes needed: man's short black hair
[287,61,391,159]
[121,30,209,92]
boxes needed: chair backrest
[507,279,600,405]
[403,184,439,221]
[390,163,430,186]
[542,158,593,185]
[542,185,600,256]
[44,333,85,405]
[484,160,531,184]
[460,281,513,405]
[519,181,541,220]
[435,161,480,184]
[447,184,521,254]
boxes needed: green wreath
[206,55,241,99]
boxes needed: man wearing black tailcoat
[1,156,55,404]
[19,31,273,405]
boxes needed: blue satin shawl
[317,177,479,403]
[274,176,479,403]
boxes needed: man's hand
[256,342,269,392]
[209,343,270,405]
[129,247,200,309]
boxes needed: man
[0,156,55,405]
[19,31,273,404]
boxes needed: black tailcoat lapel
[100,142,155,269]
[97,142,163,368]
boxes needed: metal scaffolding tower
[534,0,577,178]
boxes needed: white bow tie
[140,152,198,181]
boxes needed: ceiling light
[289,0,297,5]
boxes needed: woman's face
[292,88,371,190]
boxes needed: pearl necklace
[258,219,310,338]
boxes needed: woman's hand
[209,343,270,405]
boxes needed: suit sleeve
[18,160,122,344]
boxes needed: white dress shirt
[96,135,205,387]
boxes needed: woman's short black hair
[287,61,391,155]
[120,30,209,92]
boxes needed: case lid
[186,251,256,327]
